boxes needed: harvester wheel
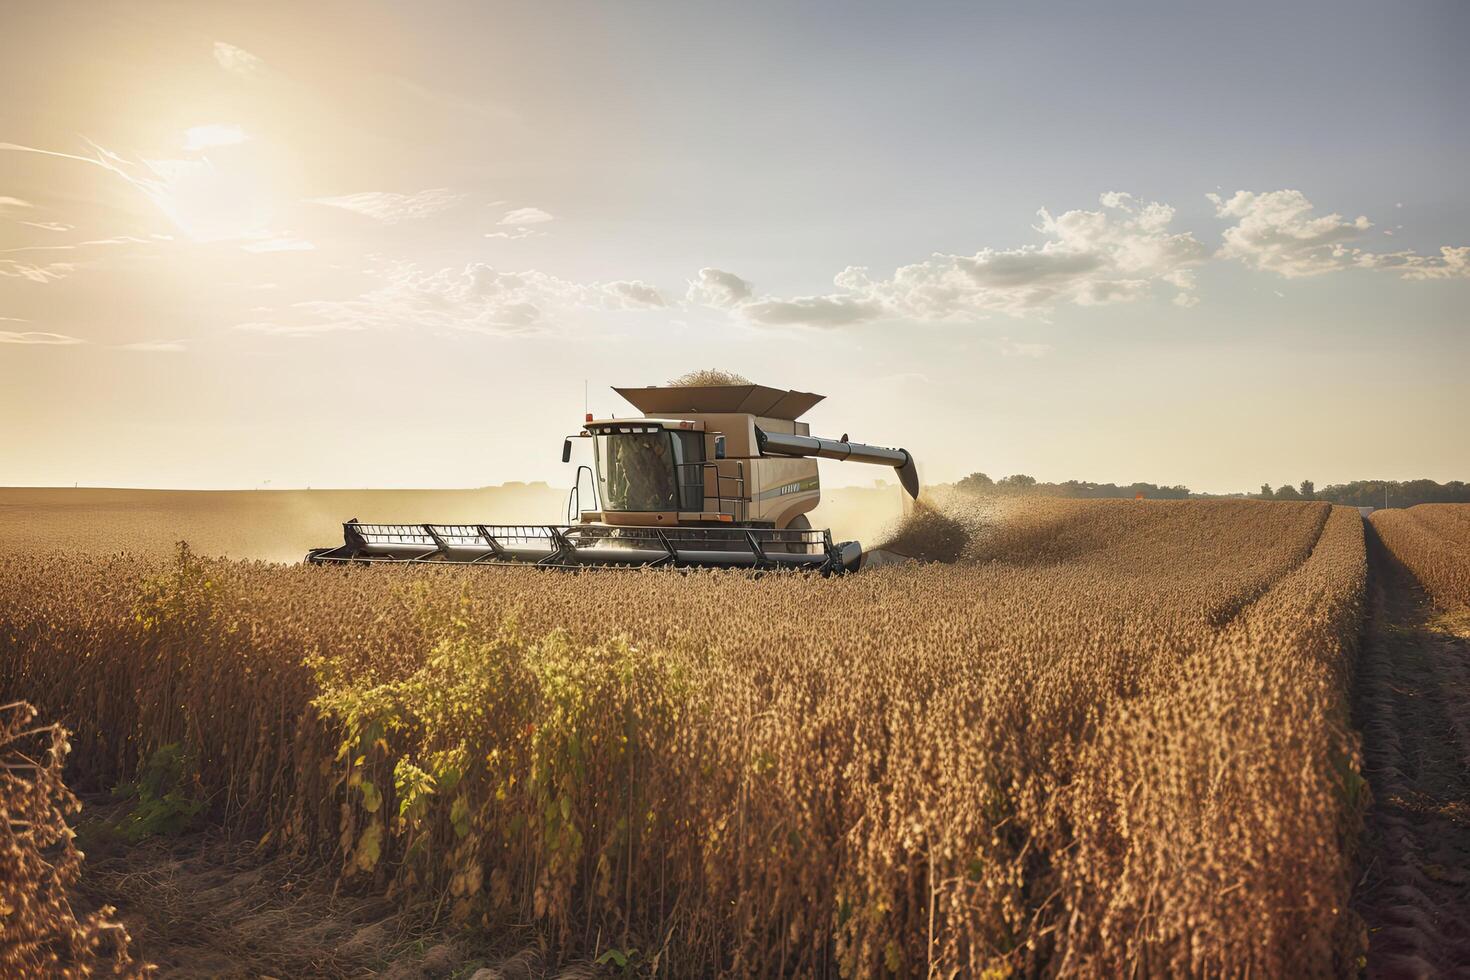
[775,514,813,554]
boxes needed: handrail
[566,464,596,522]
[675,459,747,521]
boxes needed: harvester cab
[307,382,917,572]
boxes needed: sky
[1,0,1466,493]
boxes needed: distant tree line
[1256,480,1316,501]
[954,472,1192,500]
[1256,478,1470,508]
[952,473,1469,508]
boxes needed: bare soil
[70,800,590,979]
[1354,525,1470,977]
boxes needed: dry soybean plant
[1371,504,1470,610]
[0,500,1370,975]
[0,702,147,977]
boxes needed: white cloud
[1211,189,1469,280]
[213,42,264,78]
[0,196,32,212]
[311,189,464,224]
[238,261,668,337]
[79,236,151,247]
[498,206,554,226]
[0,330,83,345]
[1357,245,1470,280]
[183,123,248,152]
[686,267,753,309]
[1209,190,1370,277]
[19,221,73,232]
[741,294,884,327]
[0,237,155,254]
[485,227,542,240]
[233,318,365,338]
[117,340,187,352]
[0,259,74,283]
[705,192,1205,328]
[603,280,667,309]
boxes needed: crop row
[0,500,1367,975]
[1370,504,1470,611]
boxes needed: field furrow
[1353,524,1470,974]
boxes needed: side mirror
[561,439,572,463]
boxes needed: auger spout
[755,427,919,499]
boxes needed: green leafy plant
[112,743,204,842]
[596,946,641,974]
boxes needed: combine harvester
[306,382,918,573]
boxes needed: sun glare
[143,155,272,242]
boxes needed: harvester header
[307,381,918,572]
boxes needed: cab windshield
[593,427,702,512]
[596,428,678,512]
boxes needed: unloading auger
[305,382,918,573]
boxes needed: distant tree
[1311,478,1470,508]
[956,472,994,494]
[999,474,1037,491]
[1299,479,1315,500]
[1275,484,1302,501]
[1259,483,1274,499]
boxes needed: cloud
[213,42,264,77]
[485,227,541,240]
[310,189,464,224]
[232,318,365,338]
[603,280,666,309]
[0,196,32,212]
[238,261,668,337]
[0,330,84,345]
[79,236,150,246]
[0,236,153,254]
[862,193,1205,317]
[0,259,74,283]
[704,192,1205,327]
[498,207,554,226]
[19,221,73,232]
[686,267,753,309]
[1211,189,1469,280]
[117,340,187,352]
[1357,245,1470,280]
[741,294,884,327]
[1209,190,1370,277]
[183,123,248,152]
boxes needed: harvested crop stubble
[0,702,146,976]
[0,500,1369,975]
[1370,504,1470,610]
